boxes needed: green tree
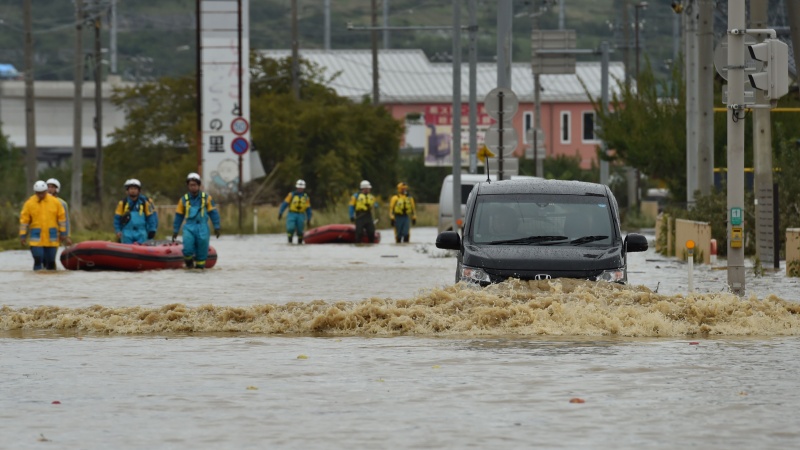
[249,54,403,207]
[0,132,27,239]
[104,76,199,205]
[592,62,688,202]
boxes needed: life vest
[354,193,375,213]
[289,192,310,213]
[121,197,147,216]
[393,195,413,215]
[184,192,207,219]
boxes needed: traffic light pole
[726,0,746,295]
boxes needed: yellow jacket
[19,193,67,247]
[389,194,416,219]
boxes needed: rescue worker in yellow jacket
[278,179,312,244]
[172,173,221,269]
[19,180,71,270]
[349,180,379,243]
[114,179,159,244]
[389,182,417,243]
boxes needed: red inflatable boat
[303,224,381,244]
[60,240,218,271]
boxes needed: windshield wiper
[488,235,568,245]
[569,235,609,245]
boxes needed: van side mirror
[436,231,461,250]
[625,233,649,252]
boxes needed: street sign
[730,207,743,226]
[483,123,518,156]
[484,87,519,120]
[231,117,250,135]
[231,137,250,155]
[531,30,577,75]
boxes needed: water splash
[2,279,799,336]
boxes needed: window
[560,111,571,144]
[523,111,533,143]
[582,111,597,142]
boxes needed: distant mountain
[0,0,791,82]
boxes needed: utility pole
[622,0,630,88]
[788,0,800,101]
[497,0,512,181]
[531,7,543,178]
[371,0,379,105]
[452,0,462,232]
[324,0,331,50]
[24,0,37,194]
[599,41,610,185]
[697,0,714,196]
[72,0,84,215]
[685,0,698,205]
[468,0,478,174]
[93,7,103,206]
[110,0,117,74]
[726,0,746,295]
[751,0,777,270]
[383,0,390,49]
[291,0,299,99]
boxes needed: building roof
[259,49,625,104]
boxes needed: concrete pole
[24,0,37,194]
[371,0,379,105]
[727,0,746,295]
[468,0,478,174]
[110,0,117,74]
[532,10,543,178]
[497,0,512,181]
[324,0,330,50]
[787,0,800,100]
[94,12,103,206]
[558,0,565,30]
[291,0,300,100]
[452,0,462,232]
[497,0,512,89]
[622,0,630,88]
[697,0,714,195]
[72,0,84,215]
[685,0,698,205]
[599,41,610,186]
[751,0,777,270]
[383,0,389,49]
[673,6,680,64]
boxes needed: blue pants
[182,221,210,267]
[31,246,58,271]
[286,212,306,238]
[121,226,148,244]
[394,215,411,243]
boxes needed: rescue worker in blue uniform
[20,180,71,270]
[114,179,159,244]
[389,182,417,243]
[46,178,71,239]
[349,180,379,243]
[278,179,312,244]
[172,173,221,269]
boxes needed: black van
[435,178,648,285]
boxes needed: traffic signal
[747,39,789,100]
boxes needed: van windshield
[470,194,615,246]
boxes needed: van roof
[473,178,609,196]
[443,174,537,183]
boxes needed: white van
[438,174,536,233]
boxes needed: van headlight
[596,268,625,283]
[460,265,491,283]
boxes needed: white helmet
[187,172,202,184]
[295,179,306,189]
[360,180,372,189]
[46,178,61,192]
[33,180,48,192]
[124,178,142,189]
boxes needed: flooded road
[2,227,800,448]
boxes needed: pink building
[261,49,624,169]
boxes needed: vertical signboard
[200,0,251,195]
